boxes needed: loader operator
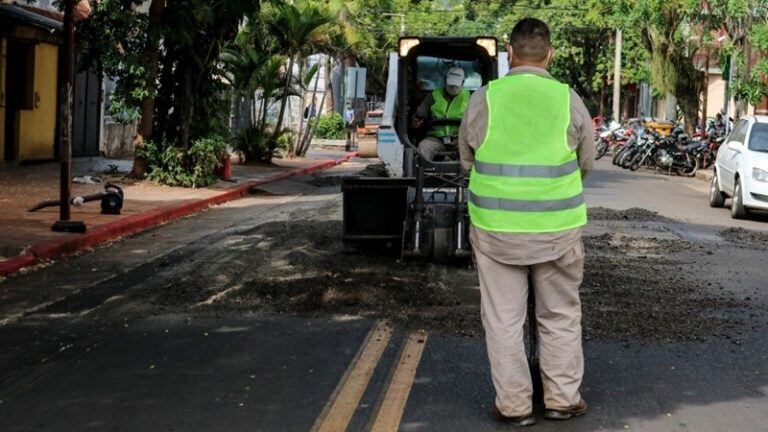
[458,18,594,427]
[412,67,470,160]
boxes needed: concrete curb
[0,152,358,278]
[695,169,714,183]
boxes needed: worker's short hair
[509,18,551,63]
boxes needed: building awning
[0,3,63,31]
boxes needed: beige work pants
[418,136,456,160]
[475,242,585,417]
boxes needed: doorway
[4,40,35,161]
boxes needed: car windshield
[416,56,483,91]
[749,123,768,152]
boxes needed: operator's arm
[412,94,434,128]
[569,89,595,179]
[459,87,488,172]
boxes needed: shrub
[137,137,226,188]
[232,126,289,163]
[313,112,346,140]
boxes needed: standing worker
[412,67,470,160]
[458,18,594,427]
[344,102,356,151]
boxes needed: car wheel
[731,178,749,219]
[709,172,726,208]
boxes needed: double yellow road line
[312,322,428,432]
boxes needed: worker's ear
[505,42,514,67]
[544,47,554,68]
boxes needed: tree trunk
[598,75,606,119]
[680,93,698,136]
[178,60,193,150]
[259,94,269,133]
[294,59,321,157]
[298,57,330,156]
[701,47,710,131]
[129,0,165,179]
[272,55,295,140]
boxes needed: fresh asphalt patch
[2,178,768,431]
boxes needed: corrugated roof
[0,3,62,30]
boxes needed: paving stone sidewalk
[0,150,346,260]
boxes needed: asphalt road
[1,159,767,431]
[585,160,768,230]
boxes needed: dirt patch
[719,227,768,249]
[155,219,753,342]
[306,175,345,187]
[588,207,671,222]
[582,235,746,342]
[216,220,482,336]
[586,232,699,256]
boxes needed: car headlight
[753,168,768,183]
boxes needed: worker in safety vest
[412,67,470,160]
[458,18,594,427]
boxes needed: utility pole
[612,28,622,123]
[53,0,85,233]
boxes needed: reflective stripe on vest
[429,88,470,138]
[468,74,587,233]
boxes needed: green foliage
[106,95,141,124]
[80,0,259,149]
[138,137,227,188]
[313,113,346,139]
[232,126,289,163]
[731,21,768,105]
[103,164,121,175]
[78,0,152,111]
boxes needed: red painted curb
[0,254,39,277]
[2,152,358,277]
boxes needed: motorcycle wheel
[612,146,625,165]
[677,154,699,177]
[629,152,646,171]
[595,140,608,160]
[620,149,636,168]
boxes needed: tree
[263,0,336,141]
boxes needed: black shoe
[544,399,588,420]
[492,406,536,427]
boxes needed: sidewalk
[0,149,353,272]
[695,167,714,183]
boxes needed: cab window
[415,56,483,92]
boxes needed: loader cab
[341,36,502,261]
[397,37,499,176]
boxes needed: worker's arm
[412,94,433,128]
[458,87,488,172]
[569,89,595,179]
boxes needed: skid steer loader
[342,36,507,261]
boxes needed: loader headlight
[476,37,498,57]
[753,168,768,183]
[399,38,420,57]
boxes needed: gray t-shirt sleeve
[459,87,488,172]
[568,88,595,178]
[415,93,434,119]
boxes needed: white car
[710,115,768,218]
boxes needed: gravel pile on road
[586,232,699,256]
[582,235,746,342]
[588,207,671,222]
[181,219,754,342]
[719,227,768,249]
[218,220,482,336]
